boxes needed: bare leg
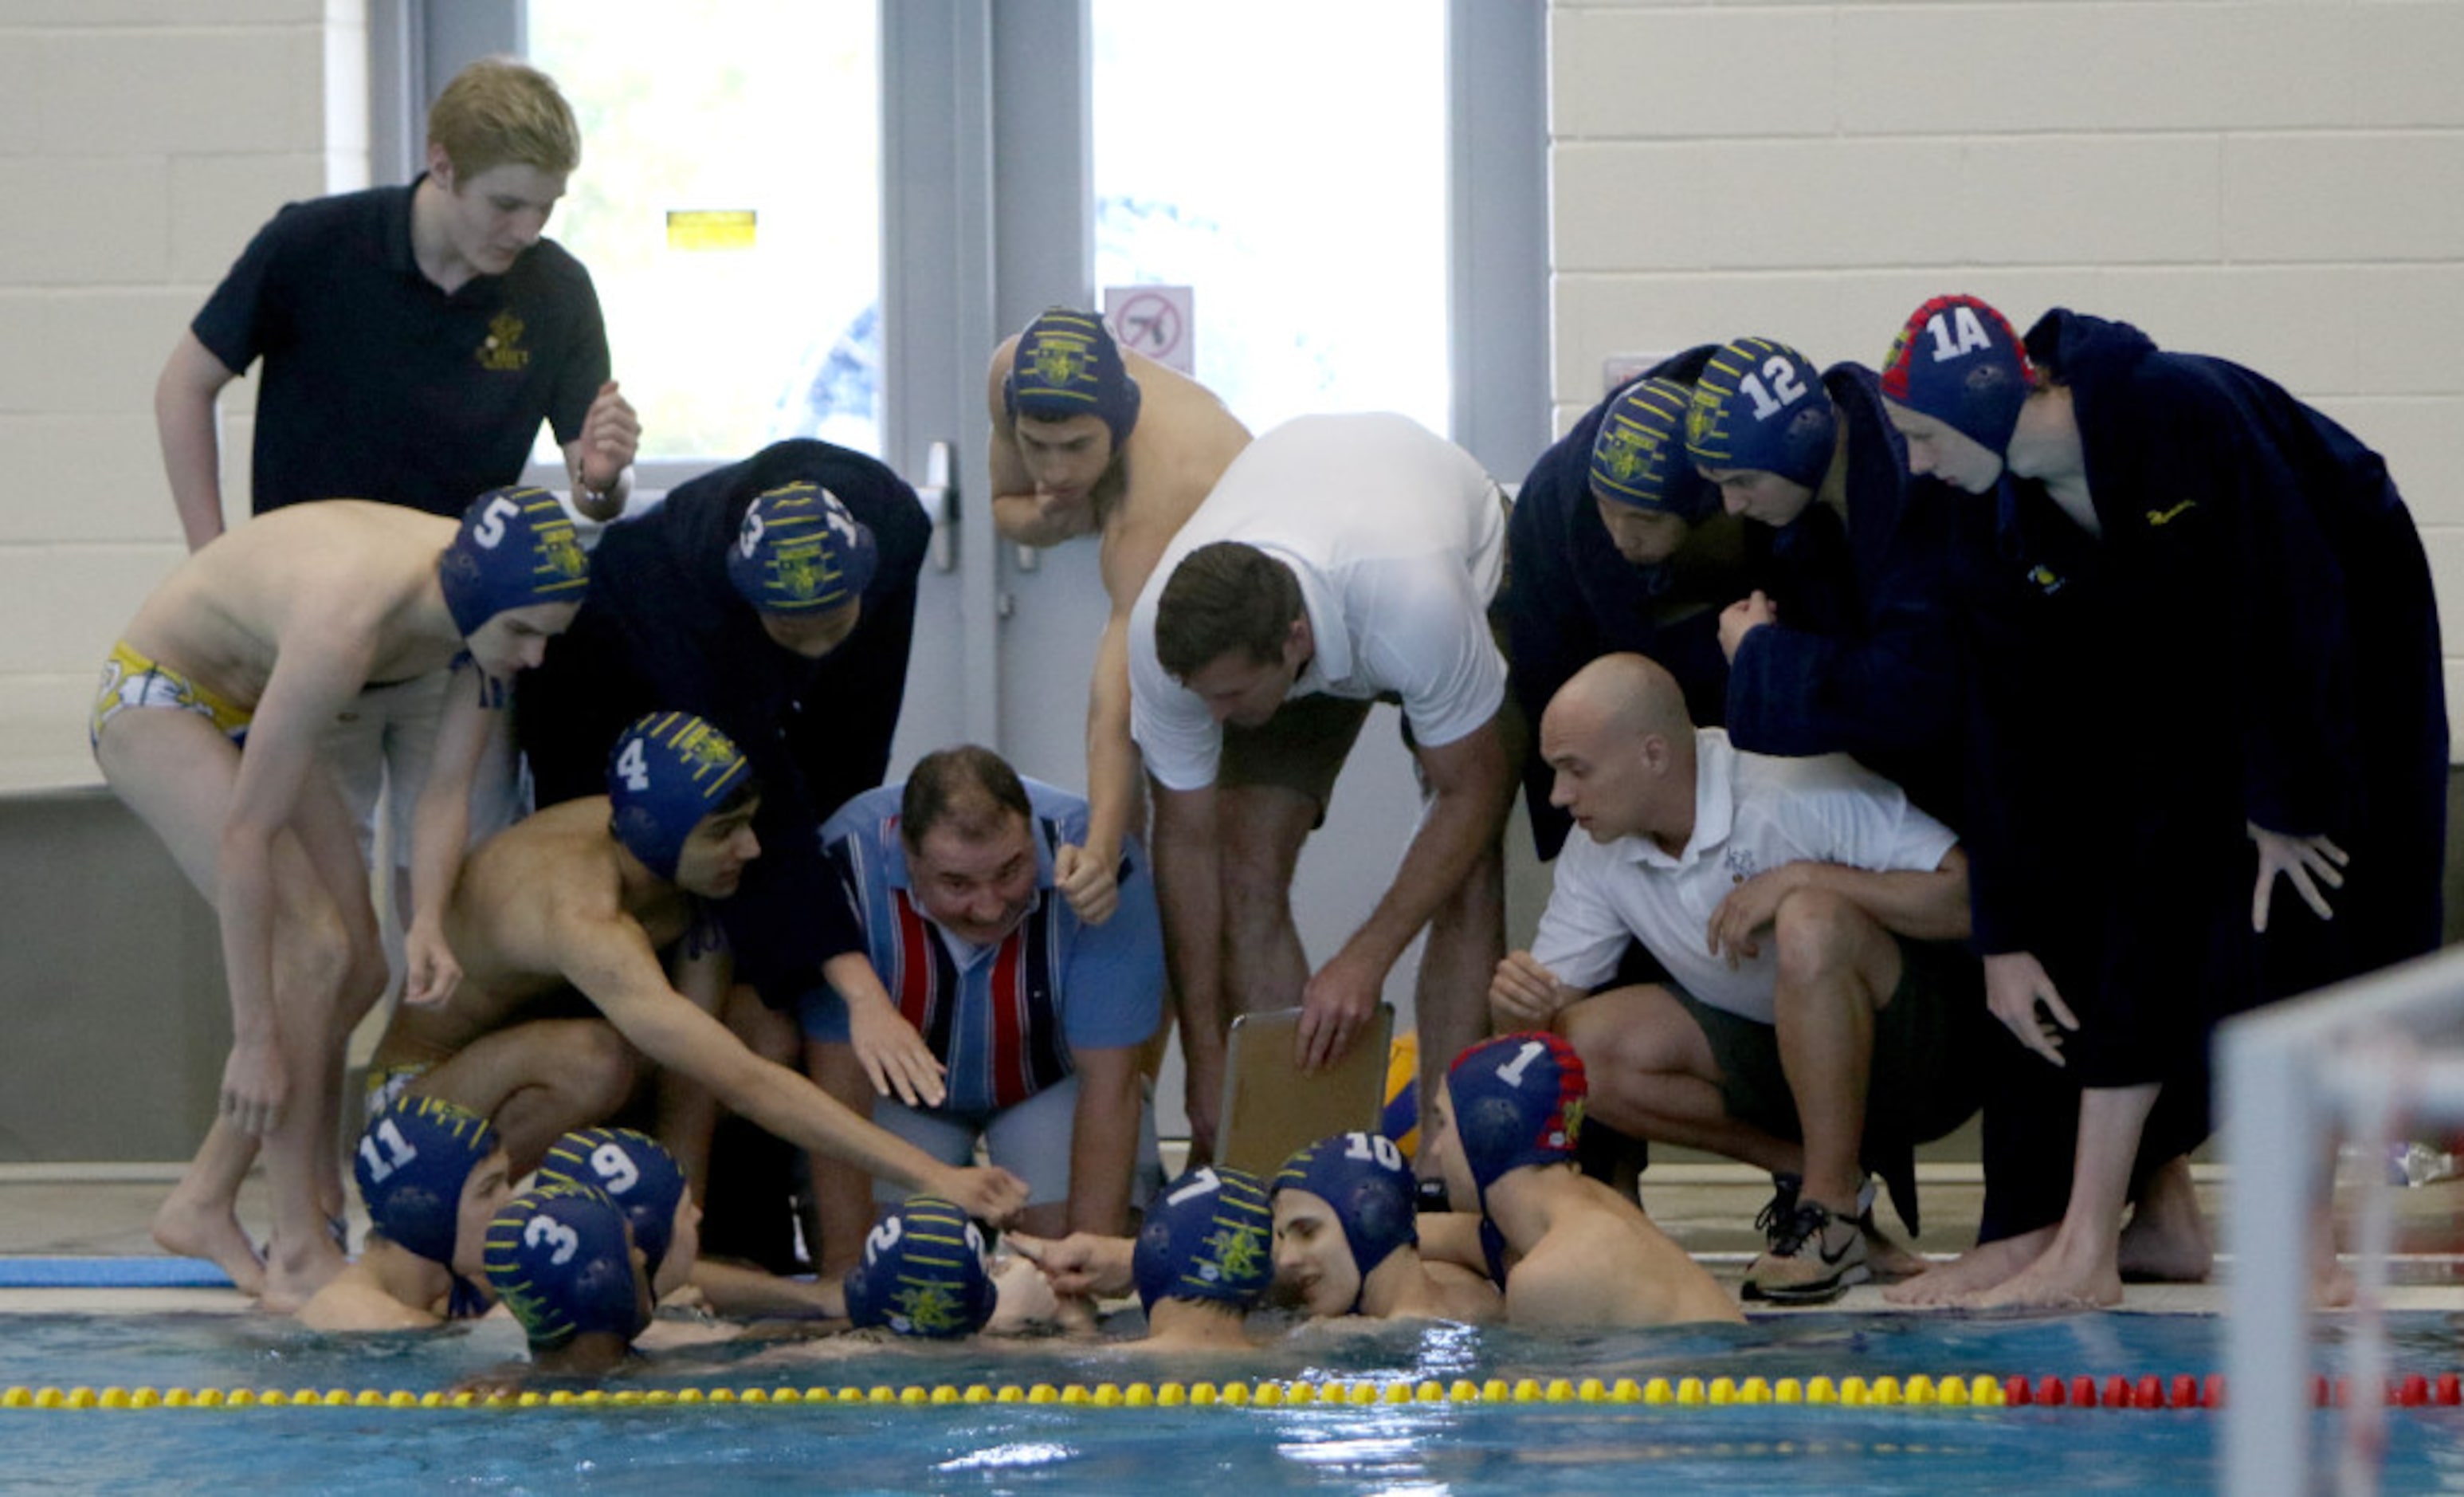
[1556,986,1801,1176]
[2117,1154,2213,1283]
[416,1019,638,1175]
[1217,784,1315,1019]
[1961,1082,2160,1310]
[1414,838,1503,1126]
[806,1039,882,1281]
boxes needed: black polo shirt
[191,178,609,519]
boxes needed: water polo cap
[355,1094,500,1267]
[437,485,590,638]
[483,1181,648,1352]
[1275,1132,1418,1308]
[606,711,751,883]
[1448,1032,1587,1204]
[842,1196,997,1338]
[1133,1165,1273,1315]
[1003,307,1142,449]
[725,481,877,615]
[1685,338,1838,489]
[1590,377,1706,516]
[1880,293,2036,456]
[539,1128,687,1279]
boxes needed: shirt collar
[1259,544,1348,692]
[1625,728,1736,871]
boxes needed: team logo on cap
[1202,1221,1266,1287]
[1598,425,1648,485]
[1030,336,1091,391]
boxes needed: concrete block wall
[1548,0,2464,756]
[0,0,367,792]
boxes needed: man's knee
[564,1023,640,1116]
[1772,888,1887,998]
[1559,987,1700,1083]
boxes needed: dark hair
[900,745,1031,849]
[1153,542,1303,681]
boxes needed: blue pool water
[2,1310,2460,1494]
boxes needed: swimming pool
[2,1310,2459,1494]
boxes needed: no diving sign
[1103,285,1194,375]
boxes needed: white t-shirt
[1128,412,1507,792]
[1533,730,1960,1024]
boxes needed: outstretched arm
[549,906,1026,1224]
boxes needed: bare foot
[151,1188,265,1297]
[2311,1255,2356,1310]
[2117,1162,2214,1283]
[257,1236,347,1316]
[1859,1222,1930,1282]
[1882,1229,2049,1306]
[1958,1232,2122,1311]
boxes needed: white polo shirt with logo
[1533,729,1959,1024]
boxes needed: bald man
[1491,654,1983,1304]
[987,309,1252,921]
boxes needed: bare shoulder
[1103,352,1252,599]
[297,1261,437,1333]
[985,334,1023,413]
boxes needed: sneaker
[1743,1182,1872,1305]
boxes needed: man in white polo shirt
[1491,653,1983,1303]
[1129,412,1517,1164]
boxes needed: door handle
[915,439,956,573]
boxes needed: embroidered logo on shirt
[2024,562,2066,596]
[477,311,532,372]
[1724,846,1760,882]
[2145,499,2197,527]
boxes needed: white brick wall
[0,0,357,789]
[1549,0,2464,760]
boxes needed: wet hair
[426,57,581,179]
[1153,542,1304,681]
[899,745,1033,851]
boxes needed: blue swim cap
[1881,293,2036,456]
[355,1094,500,1267]
[1447,1033,1587,1204]
[1590,377,1709,517]
[1275,1133,1418,1306]
[437,485,590,638]
[1685,338,1838,489]
[1003,308,1142,449]
[484,1180,649,1353]
[842,1196,996,1338]
[539,1128,688,1280]
[1133,1165,1273,1315]
[607,711,753,882]
[725,481,877,615]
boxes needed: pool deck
[5,1160,2463,1318]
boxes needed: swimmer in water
[1271,1131,1500,1324]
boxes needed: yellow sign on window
[665,210,758,251]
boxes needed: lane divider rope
[1,1372,2459,1411]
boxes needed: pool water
[3,1310,2461,1494]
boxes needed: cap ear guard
[438,485,590,638]
[842,1196,996,1338]
[1880,293,2036,456]
[1133,1165,1274,1315]
[1446,1033,1587,1205]
[1685,338,1838,491]
[354,1094,500,1267]
[606,710,751,882]
[482,1181,648,1353]
[1003,307,1143,449]
[538,1127,687,1279]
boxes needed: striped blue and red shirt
[805,779,1164,1115]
